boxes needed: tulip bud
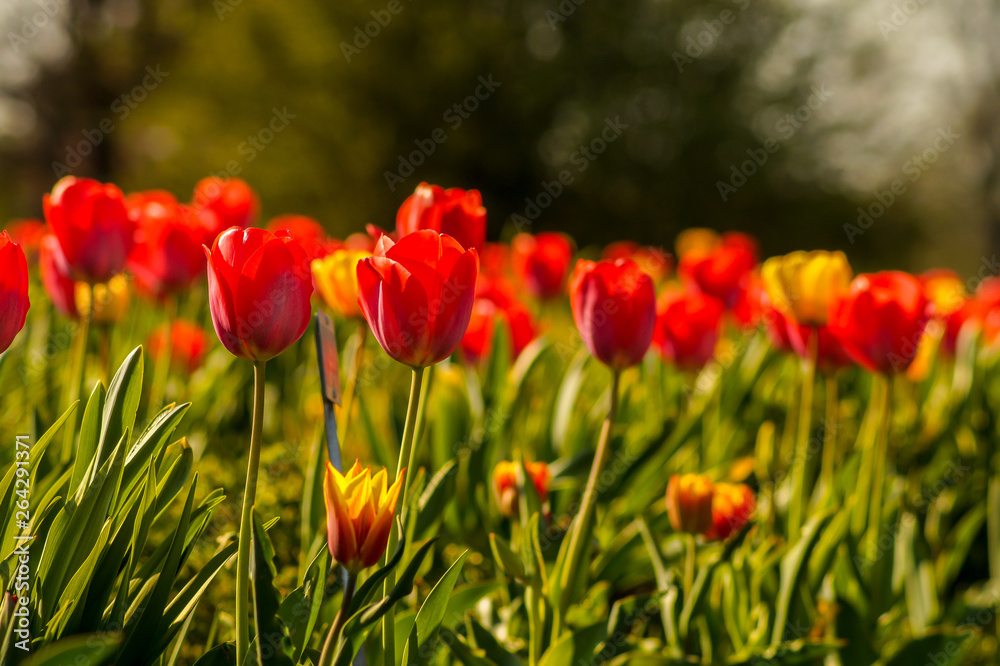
[666,474,714,535]
[512,232,574,299]
[705,483,756,541]
[357,230,479,368]
[43,177,135,283]
[570,258,656,371]
[324,461,403,573]
[653,287,725,370]
[205,227,314,362]
[0,231,30,353]
[493,460,552,518]
[396,183,486,254]
[148,320,209,373]
[192,177,259,240]
[828,271,929,374]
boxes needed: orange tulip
[493,460,552,517]
[666,474,714,535]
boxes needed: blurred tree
[1,0,995,272]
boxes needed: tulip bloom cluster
[666,474,756,542]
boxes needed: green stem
[684,532,696,599]
[819,375,838,503]
[236,360,267,666]
[60,285,94,464]
[788,330,817,542]
[318,572,358,666]
[381,367,426,666]
[556,370,621,631]
[337,324,367,446]
[851,375,884,537]
[866,373,892,561]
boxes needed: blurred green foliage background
[2,0,999,273]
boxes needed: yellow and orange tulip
[666,474,714,535]
[494,460,552,517]
[312,249,370,319]
[323,461,402,573]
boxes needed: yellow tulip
[760,250,851,325]
[312,249,370,319]
[324,461,402,573]
[75,275,130,324]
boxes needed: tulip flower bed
[1,177,999,666]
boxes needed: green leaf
[72,382,106,493]
[538,621,606,666]
[116,475,198,666]
[119,402,191,508]
[281,545,329,664]
[444,581,503,623]
[20,634,119,666]
[441,627,499,666]
[414,460,457,538]
[489,533,526,581]
[467,619,521,666]
[251,514,293,666]
[192,642,237,666]
[96,346,144,469]
[884,634,969,666]
[332,538,437,666]
[403,551,469,665]
[770,510,834,647]
[349,523,409,614]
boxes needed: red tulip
[0,231,30,353]
[512,232,574,299]
[148,320,209,373]
[570,258,656,371]
[705,483,756,541]
[127,191,212,298]
[192,177,259,241]
[460,279,538,363]
[396,183,486,254]
[480,242,512,279]
[43,177,135,283]
[678,232,757,308]
[357,229,479,368]
[828,271,929,374]
[7,219,46,259]
[205,227,313,361]
[267,215,331,261]
[653,287,725,370]
[602,241,673,282]
[39,235,79,318]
